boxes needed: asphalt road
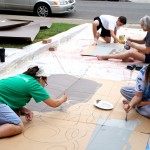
[0,1,149,24]
[64,1,150,24]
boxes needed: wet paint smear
[87,119,141,150]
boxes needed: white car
[0,0,76,17]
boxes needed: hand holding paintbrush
[125,112,128,121]
[123,100,132,121]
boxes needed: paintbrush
[125,113,128,121]
[60,90,67,111]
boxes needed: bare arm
[128,40,150,54]
[127,37,145,44]
[110,30,124,44]
[123,92,143,113]
[43,94,67,108]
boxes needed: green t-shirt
[0,74,50,109]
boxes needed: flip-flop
[126,64,136,70]
[135,64,144,71]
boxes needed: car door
[0,0,5,9]
[4,0,31,11]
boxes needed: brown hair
[23,66,47,82]
[145,64,150,84]
[23,66,39,78]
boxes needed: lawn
[0,23,77,48]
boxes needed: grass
[0,23,77,48]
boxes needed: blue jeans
[0,104,21,125]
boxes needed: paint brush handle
[125,113,128,121]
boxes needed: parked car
[0,0,76,17]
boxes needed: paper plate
[94,100,113,110]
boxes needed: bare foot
[97,56,108,60]
[122,57,134,62]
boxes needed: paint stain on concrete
[87,119,141,150]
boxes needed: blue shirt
[135,66,150,100]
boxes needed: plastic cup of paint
[119,35,125,42]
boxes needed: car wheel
[35,3,51,17]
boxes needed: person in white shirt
[92,15,127,45]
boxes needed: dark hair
[145,64,150,84]
[23,66,39,78]
[23,66,48,82]
[118,16,127,25]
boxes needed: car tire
[34,3,51,17]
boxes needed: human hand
[126,36,130,40]
[20,107,33,122]
[24,110,33,122]
[62,92,67,103]
[92,39,98,46]
[123,100,132,113]
[126,40,131,45]
[113,39,118,43]
[119,40,125,44]
[126,40,134,48]
[63,95,68,102]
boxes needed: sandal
[135,64,144,71]
[126,64,136,70]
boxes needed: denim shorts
[0,104,21,125]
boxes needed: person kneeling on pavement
[0,63,67,138]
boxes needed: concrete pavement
[0,15,150,150]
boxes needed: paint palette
[94,100,113,110]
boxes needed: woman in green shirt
[0,64,67,138]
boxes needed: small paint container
[124,41,131,50]
[119,35,125,42]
